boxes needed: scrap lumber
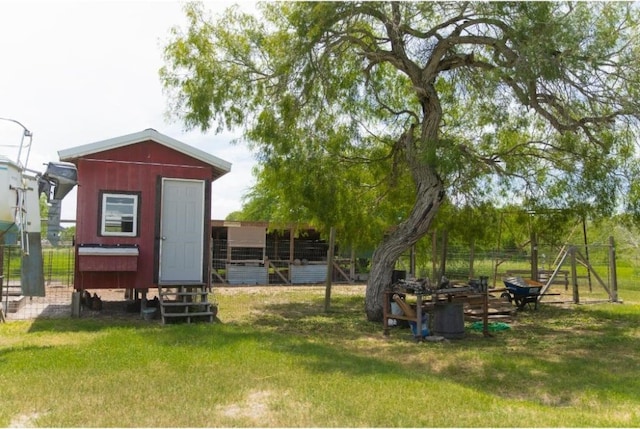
[461,293,515,321]
[392,294,416,319]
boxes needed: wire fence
[1,227,634,321]
[394,239,622,303]
[1,244,75,320]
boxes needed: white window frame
[100,192,139,237]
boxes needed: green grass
[1,285,639,427]
[3,246,75,283]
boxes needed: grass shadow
[12,288,640,413]
[26,302,156,333]
[243,295,640,406]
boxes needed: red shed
[58,129,231,321]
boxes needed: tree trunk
[364,166,444,321]
[365,86,444,321]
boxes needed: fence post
[570,246,580,304]
[350,247,355,282]
[289,226,295,283]
[1,238,5,320]
[608,236,619,303]
[531,232,538,281]
[439,229,448,283]
[324,227,336,312]
[431,230,438,281]
[469,238,475,280]
[583,217,593,292]
[410,245,416,278]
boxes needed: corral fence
[210,222,371,285]
[211,238,365,286]
[395,232,622,304]
[0,225,631,320]
[208,220,632,306]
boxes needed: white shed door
[159,178,205,284]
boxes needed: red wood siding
[72,140,213,291]
[77,255,138,271]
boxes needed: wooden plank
[465,314,514,321]
[392,294,416,319]
[465,308,514,316]
[269,260,290,284]
[78,254,138,271]
[162,311,213,317]
[332,260,351,282]
[160,302,210,307]
[539,249,570,296]
[212,270,226,283]
[160,291,208,296]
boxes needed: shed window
[100,192,139,237]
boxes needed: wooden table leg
[414,293,423,342]
[383,291,390,336]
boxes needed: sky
[0,0,257,221]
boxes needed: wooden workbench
[383,286,475,341]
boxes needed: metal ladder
[2,117,34,256]
[12,184,29,255]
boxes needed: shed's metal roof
[58,128,232,174]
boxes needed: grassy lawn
[1,284,639,427]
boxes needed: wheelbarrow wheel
[500,292,512,303]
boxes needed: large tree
[161,2,640,321]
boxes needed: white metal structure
[0,117,37,255]
[1,118,77,316]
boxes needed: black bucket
[433,302,465,339]
[391,270,406,284]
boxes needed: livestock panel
[226,264,269,285]
[291,264,327,284]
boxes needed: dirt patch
[8,412,46,428]
[8,287,160,321]
[219,390,272,421]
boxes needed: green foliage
[38,193,48,237]
[161,2,640,261]
[59,225,75,244]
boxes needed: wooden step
[157,285,215,324]
[2,295,26,313]
[162,311,213,318]
[160,292,209,298]
[1,285,23,297]
[160,301,211,307]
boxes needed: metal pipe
[0,117,32,168]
